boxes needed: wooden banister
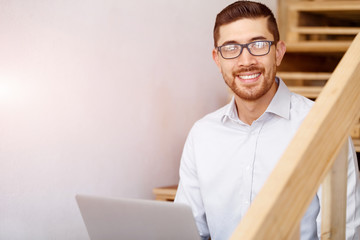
[230,33,360,240]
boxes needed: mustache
[233,66,263,76]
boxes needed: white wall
[0,0,276,239]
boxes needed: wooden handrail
[230,33,360,240]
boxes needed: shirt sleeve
[316,138,360,240]
[344,139,360,240]
[174,128,210,240]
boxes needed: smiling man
[174,1,360,240]
[213,15,285,125]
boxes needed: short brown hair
[213,1,280,47]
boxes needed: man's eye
[252,42,266,48]
[223,45,239,52]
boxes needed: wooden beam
[290,1,360,11]
[353,139,360,152]
[277,0,288,47]
[278,72,331,80]
[152,185,177,201]
[286,41,351,53]
[229,33,360,240]
[288,86,323,99]
[294,27,360,35]
[321,141,348,239]
[289,223,300,240]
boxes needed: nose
[236,47,257,67]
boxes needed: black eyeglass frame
[217,40,275,59]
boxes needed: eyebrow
[220,36,268,46]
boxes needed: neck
[235,81,278,125]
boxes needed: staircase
[277,0,360,151]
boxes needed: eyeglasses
[217,40,274,59]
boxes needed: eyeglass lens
[219,41,273,59]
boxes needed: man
[174,1,360,240]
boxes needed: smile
[238,73,261,80]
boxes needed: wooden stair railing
[230,33,360,240]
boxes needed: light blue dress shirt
[175,78,360,240]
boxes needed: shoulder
[290,92,314,113]
[188,103,230,136]
[289,92,314,121]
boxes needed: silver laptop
[76,194,201,240]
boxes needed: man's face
[213,17,286,101]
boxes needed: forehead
[217,17,273,45]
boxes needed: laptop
[76,194,201,240]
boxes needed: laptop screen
[76,194,201,240]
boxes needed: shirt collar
[222,96,238,123]
[222,77,291,123]
[265,77,291,119]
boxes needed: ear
[275,40,286,66]
[212,48,222,71]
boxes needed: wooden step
[289,1,360,11]
[351,123,360,138]
[352,138,360,152]
[293,27,360,35]
[285,1,360,45]
[286,41,351,52]
[153,185,177,201]
[288,86,323,98]
[278,72,332,81]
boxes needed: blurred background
[0,0,277,239]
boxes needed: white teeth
[239,73,260,80]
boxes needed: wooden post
[286,8,300,43]
[321,141,348,239]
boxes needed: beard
[224,65,277,101]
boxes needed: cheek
[219,62,234,75]
[220,65,235,84]
[264,56,277,72]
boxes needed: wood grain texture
[321,141,348,239]
[289,1,360,11]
